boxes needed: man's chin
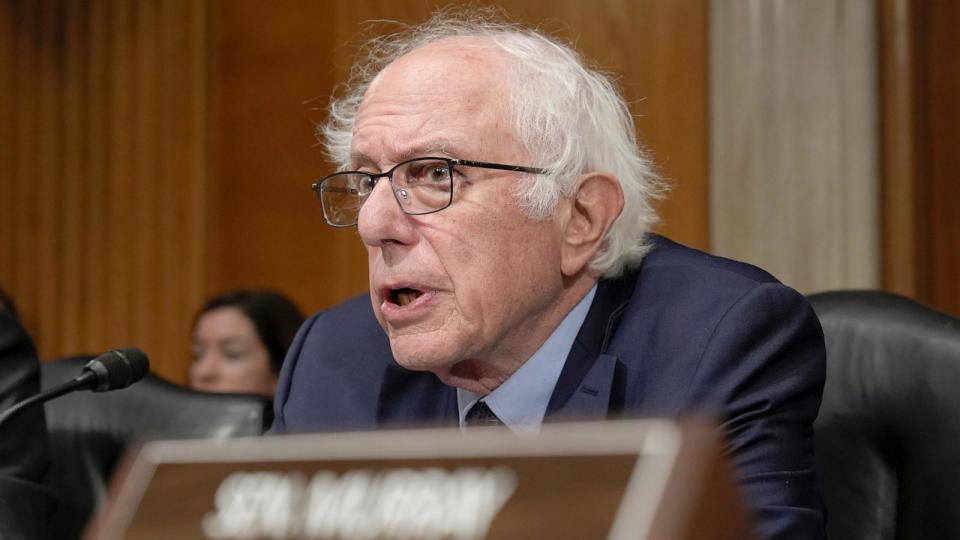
[389,341,457,375]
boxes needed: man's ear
[561,173,624,277]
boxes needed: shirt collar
[457,284,598,435]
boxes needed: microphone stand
[0,378,86,429]
[0,348,148,430]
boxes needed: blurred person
[273,8,826,539]
[0,287,56,538]
[189,289,304,396]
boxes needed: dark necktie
[465,400,503,428]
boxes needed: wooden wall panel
[879,0,920,299]
[0,0,208,382]
[880,0,960,316]
[210,0,709,317]
[0,3,11,289]
[710,0,881,293]
[916,1,960,315]
[210,0,367,316]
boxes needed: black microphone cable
[0,348,149,429]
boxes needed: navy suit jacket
[274,235,826,540]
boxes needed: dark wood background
[1,0,955,382]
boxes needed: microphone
[0,348,150,429]
[73,348,150,392]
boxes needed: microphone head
[83,348,150,392]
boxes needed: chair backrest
[808,290,960,540]
[40,356,272,540]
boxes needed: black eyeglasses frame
[311,156,548,227]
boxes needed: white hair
[321,7,667,277]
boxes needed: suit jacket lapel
[545,271,638,421]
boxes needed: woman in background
[189,289,304,396]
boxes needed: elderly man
[274,11,825,540]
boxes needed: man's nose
[357,177,417,247]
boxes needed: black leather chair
[808,291,960,539]
[40,356,272,540]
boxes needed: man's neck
[456,283,600,433]
[441,273,598,395]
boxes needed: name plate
[86,420,751,540]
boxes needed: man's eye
[407,162,450,184]
[357,176,376,192]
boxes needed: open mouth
[389,287,424,307]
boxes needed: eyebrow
[350,139,464,169]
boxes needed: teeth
[393,289,422,306]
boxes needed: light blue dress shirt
[457,284,598,434]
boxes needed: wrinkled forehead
[353,37,517,161]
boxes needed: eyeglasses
[311,156,548,227]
